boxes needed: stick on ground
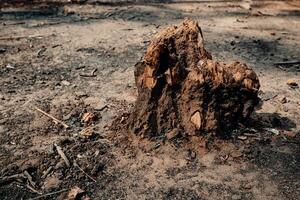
[28,188,69,200]
[34,106,69,128]
[54,144,71,167]
[74,162,97,182]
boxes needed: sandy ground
[0,0,300,199]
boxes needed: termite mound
[124,19,260,140]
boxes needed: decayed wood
[126,19,260,139]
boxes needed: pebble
[0,48,6,53]
[61,80,71,86]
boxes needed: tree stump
[127,19,260,139]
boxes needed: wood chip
[191,111,201,130]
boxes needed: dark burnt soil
[0,1,300,200]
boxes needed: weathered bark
[128,19,260,139]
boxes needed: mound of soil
[127,19,260,139]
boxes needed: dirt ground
[0,0,300,199]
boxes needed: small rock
[6,63,15,69]
[264,128,280,135]
[270,32,276,36]
[286,79,298,88]
[75,91,87,98]
[0,48,6,53]
[61,80,71,86]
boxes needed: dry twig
[74,162,96,182]
[34,106,69,128]
[28,188,69,200]
[54,143,71,167]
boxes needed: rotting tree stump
[127,19,260,139]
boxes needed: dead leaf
[67,186,84,200]
[80,127,95,137]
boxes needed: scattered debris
[37,47,47,57]
[24,170,36,187]
[67,186,84,200]
[280,96,287,104]
[220,155,229,161]
[0,34,44,41]
[74,162,97,182]
[274,60,300,66]
[34,106,69,129]
[83,97,106,111]
[286,79,298,88]
[41,166,53,179]
[54,143,71,167]
[6,63,15,69]
[0,48,6,53]
[81,112,96,123]
[80,68,97,77]
[0,173,26,186]
[29,188,69,200]
[61,80,71,86]
[264,128,280,136]
[80,127,95,137]
[166,128,179,140]
[231,150,243,158]
[237,136,248,141]
[283,131,297,138]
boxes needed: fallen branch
[26,184,42,195]
[0,34,44,41]
[54,144,70,167]
[34,106,69,129]
[41,166,53,179]
[74,162,97,183]
[28,188,69,200]
[274,60,300,66]
[24,171,36,187]
[0,174,26,186]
